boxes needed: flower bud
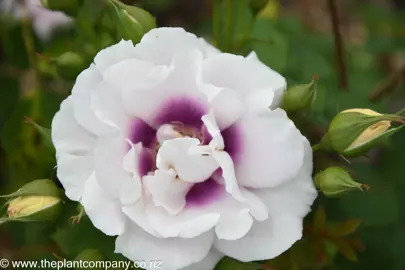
[55,52,86,80]
[108,0,156,43]
[0,179,61,223]
[281,75,318,112]
[40,0,79,16]
[7,196,61,221]
[315,167,369,197]
[320,108,405,157]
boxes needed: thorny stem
[327,0,348,91]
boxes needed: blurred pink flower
[1,0,72,40]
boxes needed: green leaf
[328,219,362,237]
[51,218,116,258]
[24,117,55,153]
[251,18,288,72]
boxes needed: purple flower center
[128,97,240,207]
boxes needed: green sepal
[24,117,55,153]
[342,125,404,157]
[0,179,60,199]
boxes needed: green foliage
[0,0,405,270]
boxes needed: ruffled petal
[134,27,217,65]
[115,224,214,270]
[144,169,193,215]
[81,174,127,236]
[157,138,219,183]
[122,50,208,126]
[234,109,305,188]
[93,134,137,199]
[94,39,138,72]
[145,184,266,240]
[201,53,285,116]
[182,249,224,270]
[214,142,316,261]
[52,97,95,201]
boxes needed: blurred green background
[0,0,405,269]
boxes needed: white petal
[94,39,137,72]
[214,215,303,262]
[134,27,214,65]
[56,154,93,201]
[235,109,305,188]
[212,151,244,201]
[200,114,243,201]
[246,51,259,61]
[199,85,245,130]
[146,203,221,239]
[122,200,162,238]
[215,208,253,240]
[122,50,208,125]
[201,112,224,149]
[182,249,224,270]
[157,138,219,183]
[202,53,286,111]
[121,144,142,205]
[93,135,134,199]
[90,81,130,132]
[52,97,95,201]
[103,58,171,92]
[214,145,317,261]
[144,169,193,215]
[115,224,214,270]
[146,185,266,239]
[51,97,95,154]
[81,174,126,236]
[71,65,111,136]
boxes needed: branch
[327,0,348,91]
[368,64,405,102]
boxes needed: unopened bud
[7,196,61,221]
[281,75,318,111]
[0,179,61,223]
[55,52,86,79]
[108,0,156,43]
[315,167,369,197]
[320,108,405,157]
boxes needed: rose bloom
[1,0,72,40]
[52,28,317,270]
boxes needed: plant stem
[368,64,405,102]
[21,3,42,121]
[327,0,348,91]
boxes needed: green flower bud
[55,52,86,80]
[315,167,369,197]
[40,0,79,16]
[281,75,318,112]
[320,108,405,157]
[0,179,61,223]
[108,0,156,44]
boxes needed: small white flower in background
[0,0,72,41]
[51,27,317,270]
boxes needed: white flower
[51,27,317,270]
[1,0,72,41]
